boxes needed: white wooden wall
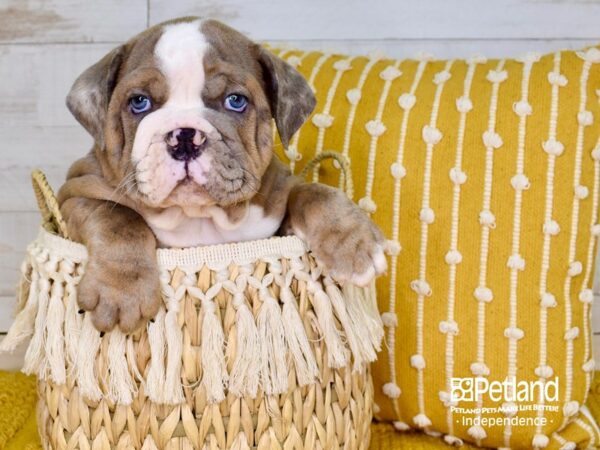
[1,0,600,369]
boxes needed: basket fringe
[76,315,102,401]
[281,286,318,385]
[200,284,229,403]
[164,294,184,404]
[257,293,288,395]
[23,277,51,377]
[294,262,349,369]
[228,290,260,398]
[344,283,384,352]
[5,228,383,411]
[0,270,39,353]
[45,280,66,384]
[126,334,145,386]
[312,288,348,368]
[64,278,82,368]
[107,330,135,405]
[146,308,167,403]
[325,279,371,371]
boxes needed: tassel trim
[3,232,383,406]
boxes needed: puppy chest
[149,207,283,248]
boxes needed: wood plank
[593,298,600,333]
[0,299,26,370]
[0,297,16,333]
[0,44,113,128]
[0,336,26,371]
[0,0,598,45]
[0,43,107,211]
[0,0,147,44]
[0,212,42,297]
[595,256,600,294]
[0,126,90,212]
[0,165,72,212]
[268,38,600,60]
[149,0,600,41]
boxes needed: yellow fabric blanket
[0,371,39,450]
[3,370,600,449]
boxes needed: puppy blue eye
[224,94,248,112]
[129,95,152,114]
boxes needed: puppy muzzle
[165,128,207,161]
[132,108,219,162]
[131,109,220,205]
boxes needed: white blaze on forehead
[132,20,216,206]
[154,20,207,107]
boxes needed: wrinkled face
[67,18,315,210]
[121,20,274,208]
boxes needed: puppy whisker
[107,171,137,210]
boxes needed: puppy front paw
[78,256,161,333]
[300,200,387,286]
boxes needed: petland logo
[451,377,559,403]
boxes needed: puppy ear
[258,48,316,148]
[66,46,125,145]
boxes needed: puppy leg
[61,198,161,333]
[282,183,387,286]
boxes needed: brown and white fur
[58,18,386,333]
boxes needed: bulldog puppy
[58,18,386,333]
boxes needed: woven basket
[1,169,383,450]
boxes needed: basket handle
[299,151,354,199]
[31,170,70,239]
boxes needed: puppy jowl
[58,17,386,332]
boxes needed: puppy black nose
[165,128,206,161]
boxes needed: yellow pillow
[271,47,600,449]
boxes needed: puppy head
[67,18,315,209]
